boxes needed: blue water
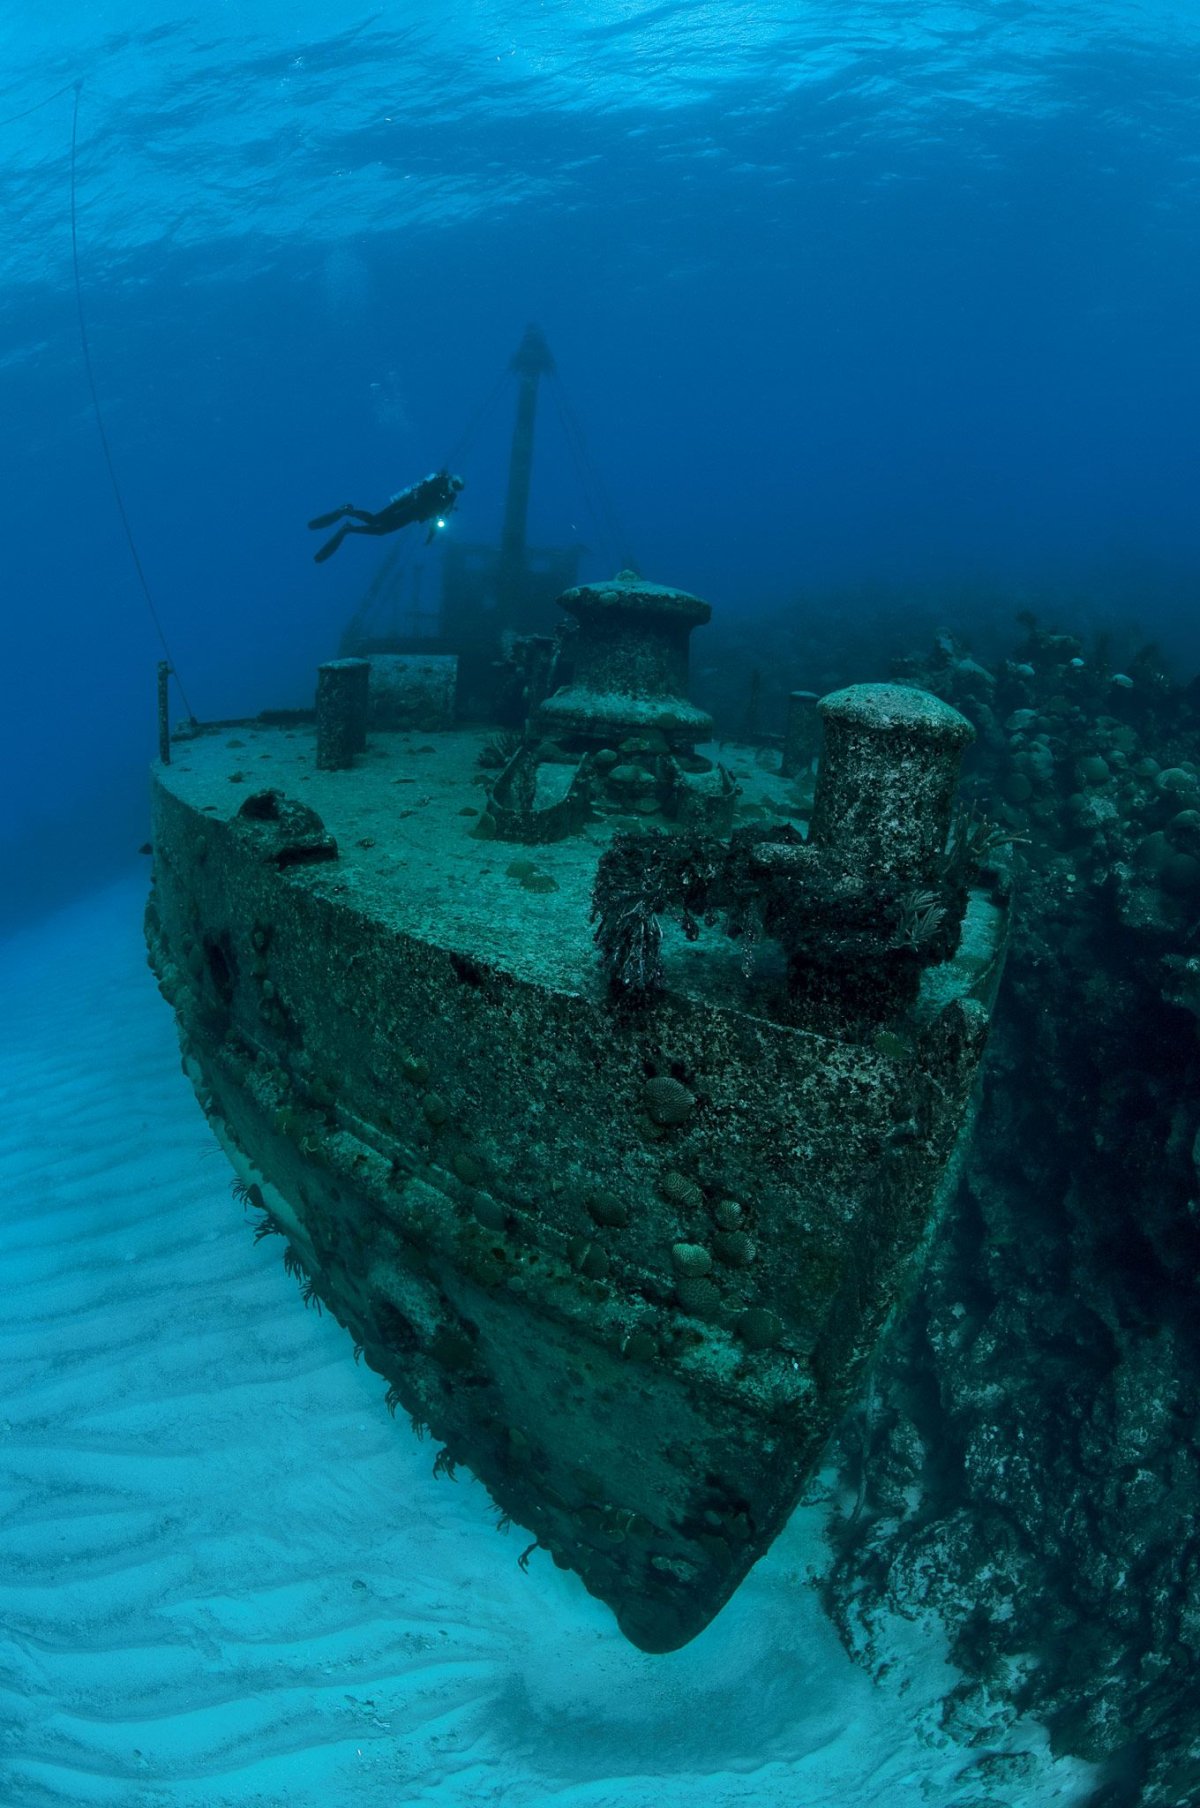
[3,2,1199,924]
[2,10,1198,1801]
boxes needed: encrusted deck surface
[160,723,808,995]
[159,722,998,1013]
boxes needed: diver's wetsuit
[308,470,464,563]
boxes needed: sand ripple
[0,877,1091,1808]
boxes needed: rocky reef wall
[790,622,1200,1808]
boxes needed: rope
[441,365,510,477]
[549,370,632,573]
[0,78,80,130]
[70,81,196,719]
[549,381,604,556]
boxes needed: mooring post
[535,575,713,751]
[157,661,172,765]
[316,658,371,770]
[808,683,975,886]
[780,690,820,778]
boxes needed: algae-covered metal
[145,583,1007,1653]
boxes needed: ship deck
[158,721,1002,1018]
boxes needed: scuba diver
[308,470,464,563]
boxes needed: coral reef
[814,617,1200,1807]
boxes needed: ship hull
[146,725,1004,1651]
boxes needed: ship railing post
[157,661,172,765]
[316,658,371,771]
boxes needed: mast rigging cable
[0,78,80,130]
[441,366,510,478]
[69,81,195,720]
[549,370,632,573]
[442,350,633,574]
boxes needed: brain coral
[671,1242,713,1276]
[714,1230,756,1268]
[642,1076,696,1127]
[736,1307,783,1350]
[661,1170,704,1211]
[676,1276,721,1319]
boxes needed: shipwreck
[145,338,1007,1651]
[146,595,1007,1651]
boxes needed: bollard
[780,690,819,778]
[156,661,172,765]
[316,658,370,771]
[536,573,713,748]
[808,684,974,884]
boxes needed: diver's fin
[308,505,351,531]
[313,526,348,563]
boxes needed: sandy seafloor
[0,874,1096,1808]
